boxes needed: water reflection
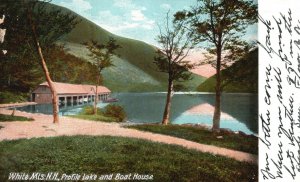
[112,93,257,134]
[14,92,258,134]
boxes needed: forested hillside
[197,48,258,93]
[0,2,205,101]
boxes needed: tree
[27,4,60,123]
[85,38,121,115]
[1,0,78,123]
[0,1,42,92]
[175,0,257,130]
[26,0,78,124]
[46,46,99,84]
[154,12,196,125]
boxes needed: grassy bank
[0,136,257,182]
[0,91,27,104]
[0,114,34,122]
[126,124,258,154]
[68,105,126,123]
[69,114,117,122]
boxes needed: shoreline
[0,108,257,164]
[0,102,37,108]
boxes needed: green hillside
[197,48,258,93]
[52,4,205,92]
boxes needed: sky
[51,0,258,47]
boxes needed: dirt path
[0,102,37,108]
[0,108,257,164]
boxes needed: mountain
[50,4,205,92]
[197,48,258,93]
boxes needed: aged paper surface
[259,0,300,180]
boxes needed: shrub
[103,104,126,122]
[79,104,126,122]
[81,105,102,115]
[0,114,34,122]
[0,91,27,104]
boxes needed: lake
[15,92,258,135]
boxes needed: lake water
[14,92,258,135]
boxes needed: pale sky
[51,0,258,47]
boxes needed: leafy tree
[27,3,61,123]
[85,38,121,115]
[0,1,43,92]
[154,12,196,125]
[175,0,257,130]
[46,46,98,84]
[0,0,79,123]
[220,45,258,92]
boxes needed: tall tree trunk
[162,79,173,125]
[28,8,59,123]
[94,74,101,115]
[212,46,222,131]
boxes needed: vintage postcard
[2,0,294,181]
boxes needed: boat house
[32,82,111,105]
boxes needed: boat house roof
[34,82,111,95]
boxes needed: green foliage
[175,0,257,128]
[174,0,258,91]
[127,124,258,154]
[197,77,219,92]
[0,91,27,104]
[155,13,198,124]
[0,45,99,93]
[0,114,34,122]
[0,136,258,181]
[46,46,98,85]
[0,52,44,92]
[154,55,194,82]
[58,5,205,92]
[0,1,79,93]
[1,2,205,94]
[81,105,102,115]
[75,105,126,123]
[154,13,196,83]
[29,1,79,47]
[173,84,186,91]
[85,37,121,85]
[103,104,127,122]
[69,114,117,123]
[174,0,257,50]
[198,48,258,93]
